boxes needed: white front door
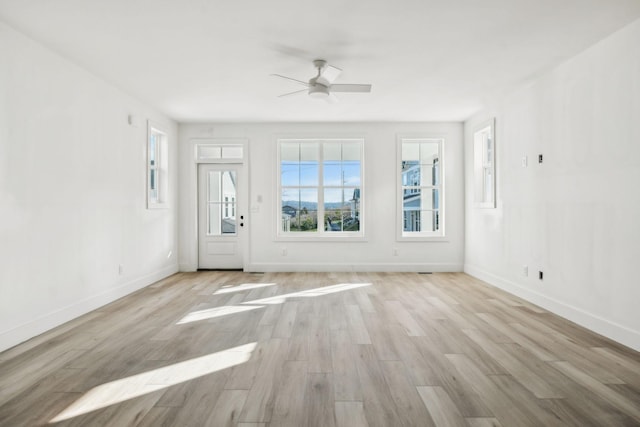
[198,164,245,269]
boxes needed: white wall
[0,22,179,352]
[464,19,640,350]
[179,122,464,272]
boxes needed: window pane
[323,142,341,161]
[149,170,158,203]
[420,143,439,164]
[402,142,420,162]
[300,162,318,186]
[403,188,439,210]
[323,162,342,186]
[149,135,156,165]
[208,202,222,235]
[282,188,318,232]
[281,162,300,186]
[222,145,243,159]
[324,188,343,231]
[280,142,299,161]
[342,143,360,162]
[343,188,360,231]
[208,171,221,201]
[343,161,360,186]
[222,171,236,207]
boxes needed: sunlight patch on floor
[177,305,264,324]
[213,282,276,295]
[49,342,257,423]
[246,283,372,305]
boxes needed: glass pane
[280,142,299,162]
[281,188,318,232]
[208,202,222,235]
[149,169,157,192]
[149,134,158,165]
[420,143,439,164]
[403,188,437,210]
[323,142,341,161]
[300,162,318,186]
[222,145,243,159]
[343,161,360,186]
[342,143,360,162]
[300,143,319,162]
[198,145,221,160]
[483,168,493,201]
[323,162,342,186]
[343,187,360,231]
[324,188,343,231]
[402,142,420,162]
[281,162,300,186]
[402,208,440,233]
[222,171,236,209]
[208,171,221,202]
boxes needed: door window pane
[207,170,237,235]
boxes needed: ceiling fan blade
[330,84,371,93]
[278,88,308,98]
[316,65,342,86]
[270,74,309,87]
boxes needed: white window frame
[473,118,496,209]
[397,136,445,240]
[147,121,169,209]
[277,138,365,240]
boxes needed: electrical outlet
[393,248,398,256]
[521,156,528,167]
[281,248,287,256]
[118,264,124,275]
[538,154,543,164]
[523,265,528,277]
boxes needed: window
[147,122,168,208]
[473,119,496,208]
[278,139,363,237]
[398,138,444,238]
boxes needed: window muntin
[279,139,363,236]
[399,138,443,238]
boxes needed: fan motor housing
[308,82,329,98]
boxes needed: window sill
[276,234,367,242]
[397,235,449,242]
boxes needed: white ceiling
[2,0,640,123]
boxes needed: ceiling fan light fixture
[308,84,330,98]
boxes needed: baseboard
[248,262,463,273]
[464,263,640,352]
[0,264,179,353]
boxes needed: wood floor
[1,272,639,427]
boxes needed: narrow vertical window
[473,119,496,208]
[147,122,168,208]
[399,138,444,238]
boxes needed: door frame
[187,138,249,271]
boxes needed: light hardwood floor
[1,272,639,426]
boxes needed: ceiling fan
[271,59,372,101]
